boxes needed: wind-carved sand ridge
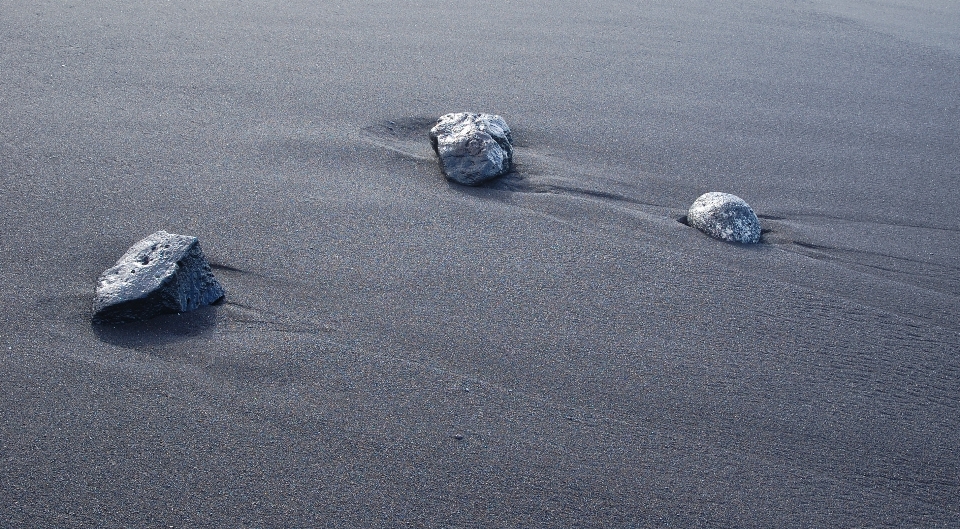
[360,114,960,343]
[361,116,676,208]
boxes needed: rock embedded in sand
[688,192,762,244]
[92,231,225,324]
[429,112,513,186]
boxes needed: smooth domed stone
[688,192,762,244]
[92,231,225,324]
[429,112,513,186]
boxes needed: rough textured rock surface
[92,231,225,323]
[429,112,513,185]
[688,192,762,244]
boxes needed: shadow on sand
[91,305,221,349]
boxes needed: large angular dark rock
[688,192,762,244]
[429,112,513,186]
[92,231,225,324]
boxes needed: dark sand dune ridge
[2,0,959,527]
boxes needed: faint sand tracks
[759,215,960,299]
[360,116,960,331]
[790,240,960,278]
[357,117,437,162]
[360,116,675,212]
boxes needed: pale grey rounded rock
[429,112,513,186]
[92,231,225,324]
[688,192,762,244]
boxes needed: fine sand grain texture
[2,0,959,527]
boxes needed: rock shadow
[91,303,221,349]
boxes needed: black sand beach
[2,0,959,526]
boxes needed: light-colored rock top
[688,192,762,244]
[93,230,224,323]
[429,112,513,186]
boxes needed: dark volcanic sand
[2,1,959,527]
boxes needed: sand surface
[2,0,959,526]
